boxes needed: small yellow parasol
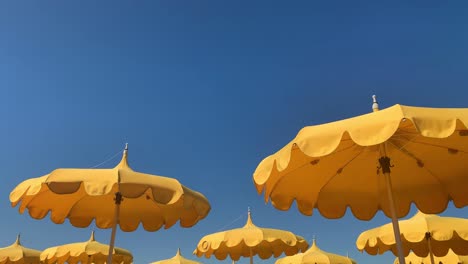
[193,209,308,264]
[10,144,211,264]
[0,235,41,264]
[356,211,468,264]
[150,248,202,264]
[40,231,132,264]
[275,239,357,264]
[393,249,468,264]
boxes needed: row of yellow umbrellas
[0,232,131,264]
[6,96,468,264]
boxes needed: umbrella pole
[425,232,435,264]
[379,155,406,264]
[107,192,122,264]
[249,248,253,264]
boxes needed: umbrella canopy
[40,231,133,264]
[275,240,356,264]
[357,211,468,257]
[0,235,41,264]
[10,145,211,264]
[150,248,202,264]
[393,249,468,264]
[193,209,308,263]
[253,96,468,264]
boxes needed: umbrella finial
[89,230,96,241]
[116,143,130,168]
[176,248,181,256]
[245,207,255,227]
[310,236,319,251]
[14,233,21,245]
[372,95,379,112]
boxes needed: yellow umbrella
[40,231,132,264]
[253,96,468,264]
[150,248,202,264]
[10,144,211,264]
[0,235,41,264]
[357,211,468,264]
[193,209,309,264]
[393,249,468,264]
[275,240,357,264]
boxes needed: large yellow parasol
[275,239,357,264]
[0,235,41,264]
[356,211,468,264]
[193,209,309,264]
[10,144,211,264]
[253,96,468,264]
[40,231,132,264]
[393,249,468,264]
[150,248,202,264]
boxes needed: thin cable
[216,212,247,232]
[90,149,123,168]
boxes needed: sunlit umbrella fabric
[393,249,468,264]
[10,145,211,264]
[193,210,308,261]
[0,235,41,264]
[253,103,468,219]
[10,147,211,232]
[253,98,468,264]
[150,248,202,264]
[356,211,468,257]
[40,231,132,264]
[275,240,356,264]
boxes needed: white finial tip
[372,95,379,111]
[125,143,128,150]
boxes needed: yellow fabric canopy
[275,240,356,264]
[253,103,468,220]
[193,210,308,262]
[40,231,132,264]
[0,235,41,264]
[9,147,211,232]
[356,211,468,257]
[150,248,202,264]
[393,249,468,264]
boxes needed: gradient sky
[1,1,467,264]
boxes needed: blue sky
[1,1,467,264]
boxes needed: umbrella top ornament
[150,248,203,264]
[193,209,309,262]
[275,239,357,264]
[0,235,41,264]
[356,211,468,257]
[9,144,211,232]
[393,249,468,264]
[40,231,133,264]
[253,99,468,219]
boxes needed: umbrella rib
[386,140,451,200]
[318,147,366,195]
[403,140,468,154]
[279,142,360,179]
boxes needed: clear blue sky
[1,1,467,264]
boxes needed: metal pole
[379,144,406,264]
[106,192,122,264]
[426,232,435,264]
[249,248,253,264]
